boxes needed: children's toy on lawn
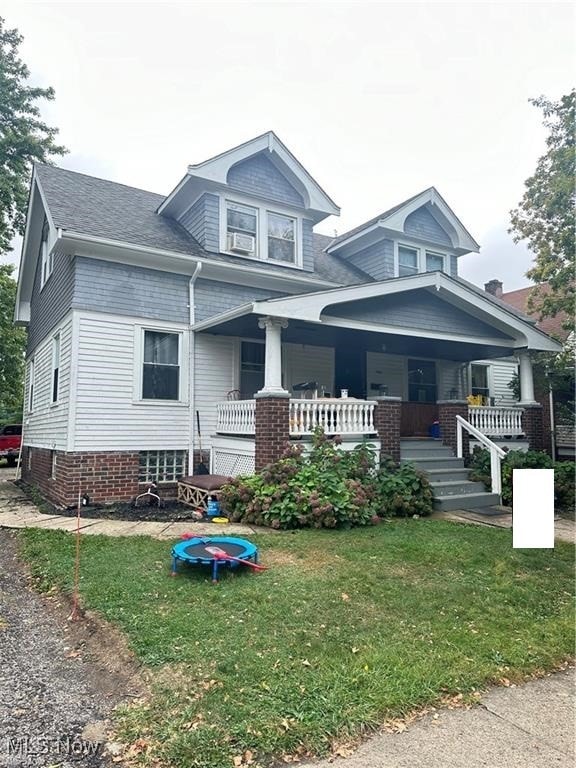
[171,536,266,583]
[206,495,221,518]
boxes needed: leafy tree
[0,16,66,256]
[510,90,575,327]
[0,264,26,421]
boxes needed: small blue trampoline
[171,536,260,583]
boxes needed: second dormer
[158,132,340,272]
[326,187,480,281]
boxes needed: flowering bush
[220,431,434,530]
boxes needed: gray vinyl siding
[404,207,452,246]
[27,250,74,354]
[73,257,190,323]
[348,239,394,281]
[301,219,315,272]
[227,154,304,207]
[327,290,512,339]
[194,278,284,323]
[179,193,220,253]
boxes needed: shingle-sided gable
[227,153,305,207]
[404,206,452,246]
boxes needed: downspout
[188,262,202,476]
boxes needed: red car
[0,424,22,466]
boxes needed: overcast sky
[3,1,574,291]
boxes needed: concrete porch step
[424,467,472,483]
[434,492,501,512]
[402,456,465,470]
[400,438,446,451]
[430,480,487,497]
[401,445,454,459]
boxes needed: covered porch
[193,272,561,475]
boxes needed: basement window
[139,450,186,483]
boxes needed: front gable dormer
[325,187,479,282]
[158,132,339,272]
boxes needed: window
[240,341,265,397]
[40,219,53,289]
[51,334,60,403]
[226,201,258,255]
[142,330,180,400]
[268,212,296,264]
[408,359,437,403]
[139,450,186,483]
[425,251,445,272]
[471,364,490,398]
[50,451,57,480]
[222,197,301,267]
[398,245,419,276]
[28,359,35,412]
[397,243,448,276]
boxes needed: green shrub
[220,431,434,530]
[375,457,435,517]
[554,462,575,516]
[469,448,573,512]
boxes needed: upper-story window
[268,212,296,263]
[396,242,448,277]
[222,197,301,267]
[40,220,54,289]
[226,202,258,257]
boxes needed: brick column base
[373,397,401,464]
[522,403,544,452]
[254,394,290,471]
[437,401,469,458]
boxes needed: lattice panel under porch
[213,450,255,477]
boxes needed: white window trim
[134,324,189,406]
[40,239,54,290]
[28,358,35,414]
[469,362,492,398]
[394,240,451,277]
[219,193,303,269]
[51,333,61,406]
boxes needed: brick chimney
[484,279,503,298]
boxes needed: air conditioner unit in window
[229,233,255,254]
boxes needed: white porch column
[257,316,289,396]
[518,351,537,404]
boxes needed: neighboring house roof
[501,284,571,341]
[34,164,367,287]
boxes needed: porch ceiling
[199,314,517,362]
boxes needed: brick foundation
[437,401,469,458]
[254,394,290,471]
[521,404,544,452]
[373,397,401,463]
[22,447,141,507]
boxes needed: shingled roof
[34,164,368,286]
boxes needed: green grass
[19,521,575,768]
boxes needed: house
[15,131,562,508]
[488,280,574,458]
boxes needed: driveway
[0,528,142,767]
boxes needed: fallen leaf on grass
[341,593,350,601]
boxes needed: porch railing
[290,399,376,436]
[216,400,256,435]
[457,414,506,497]
[215,398,376,437]
[468,405,524,437]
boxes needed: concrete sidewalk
[0,476,255,539]
[0,474,574,543]
[307,667,575,768]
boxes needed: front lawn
[19,521,575,768]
